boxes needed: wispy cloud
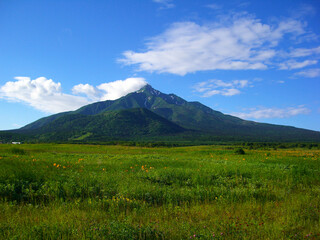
[206,4,221,10]
[120,15,307,75]
[288,46,320,58]
[0,77,147,113]
[279,60,318,70]
[294,68,320,78]
[290,3,316,19]
[232,106,310,119]
[153,0,174,9]
[12,123,23,128]
[194,79,249,97]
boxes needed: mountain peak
[136,84,161,96]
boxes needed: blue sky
[0,0,319,131]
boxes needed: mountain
[2,84,320,143]
[6,108,185,142]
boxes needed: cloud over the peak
[0,77,147,114]
[231,106,310,119]
[120,16,308,75]
[72,77,147,101]
[194,79,249,97]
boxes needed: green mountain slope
[3,84,320,142]
[14,108,185,142]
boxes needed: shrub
[234,148,245,155]
[11,147,26,155]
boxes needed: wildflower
[53,163,56,166]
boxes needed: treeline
[71,141,320,149]
[73,141,193,148]
[241,142,320,150]
[1,135,320,149]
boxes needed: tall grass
[0,144,319,239]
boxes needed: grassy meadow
[0,143,319,239]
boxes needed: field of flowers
[0,144,319,239]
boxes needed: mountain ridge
[2,84,320,143]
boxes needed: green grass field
[0,144,319,239]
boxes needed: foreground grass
[0,144,319,239]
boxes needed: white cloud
[232,106,310,119]
[0,77,147,114]
[279,60,318,70]
[0,77,89,113]
[289,46,320,58]
[153,0,174,9]
[120,16,306,75]
[72,83,101,101]
[72,77,147,101]
[294,68,320,78]
[194,79,249,97]
[96,78,147,101]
